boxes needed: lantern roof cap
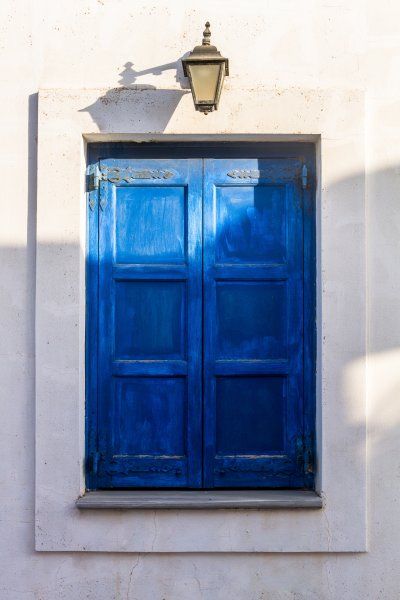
[182,22,229,75]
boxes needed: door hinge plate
[86,451,101,475]
[86,164,103,192]
[296,433,315,474]
[301,164,308,190]
[296,434,304,468]
[87,165,104,211]
[305,436,315,474]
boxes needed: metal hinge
[87,164,103,192]
[86,164,104,211]
[86,451,100,475]
[296,435,304,469]
[301,164,308,190]
[304,434,315,474]
[296,433,315,474]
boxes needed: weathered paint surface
[87,153,315,491]
[1,0,400,598]
[94,158,203,489]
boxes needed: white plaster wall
[0,0,399,597]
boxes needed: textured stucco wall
[1,0,400,597]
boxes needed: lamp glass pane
[187,63,221,103]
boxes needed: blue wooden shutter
[87,150,314,490]
[95,159,202,488]
[203,159,306,488]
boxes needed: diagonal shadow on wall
[80,58,190,131]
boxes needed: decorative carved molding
[215,461,293,475]
[104,463,182,476]
[227,169,263,179]
[227,165,304,182]
[101,166,175,183]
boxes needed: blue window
[86,145,315,490]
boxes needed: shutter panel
[203,158,306,488]
[95,159,202,488]
[87,150,315,491]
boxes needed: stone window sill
[76,489,322,509]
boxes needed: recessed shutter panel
[203,158,306,488]
[96,159,202,488]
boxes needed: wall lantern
[182,22,229,115]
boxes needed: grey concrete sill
[76,490,322,509]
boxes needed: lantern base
[196,104,216,115]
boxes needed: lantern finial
[202,22,211,46]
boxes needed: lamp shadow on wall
[79,58,191,131]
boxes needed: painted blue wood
[86,147,316,490]
[302,167,317,485]
[115,185,186,264]
[85,163,100,490]
[216,377,286,454]
[216,281,287,359]
[94,159,202,488]
[203,158,306,488]
[114,280,186,359]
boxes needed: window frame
[85,143,317,492]
[35,87,367,552]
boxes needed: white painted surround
[3,0,400,596]
[35,87,366,552]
